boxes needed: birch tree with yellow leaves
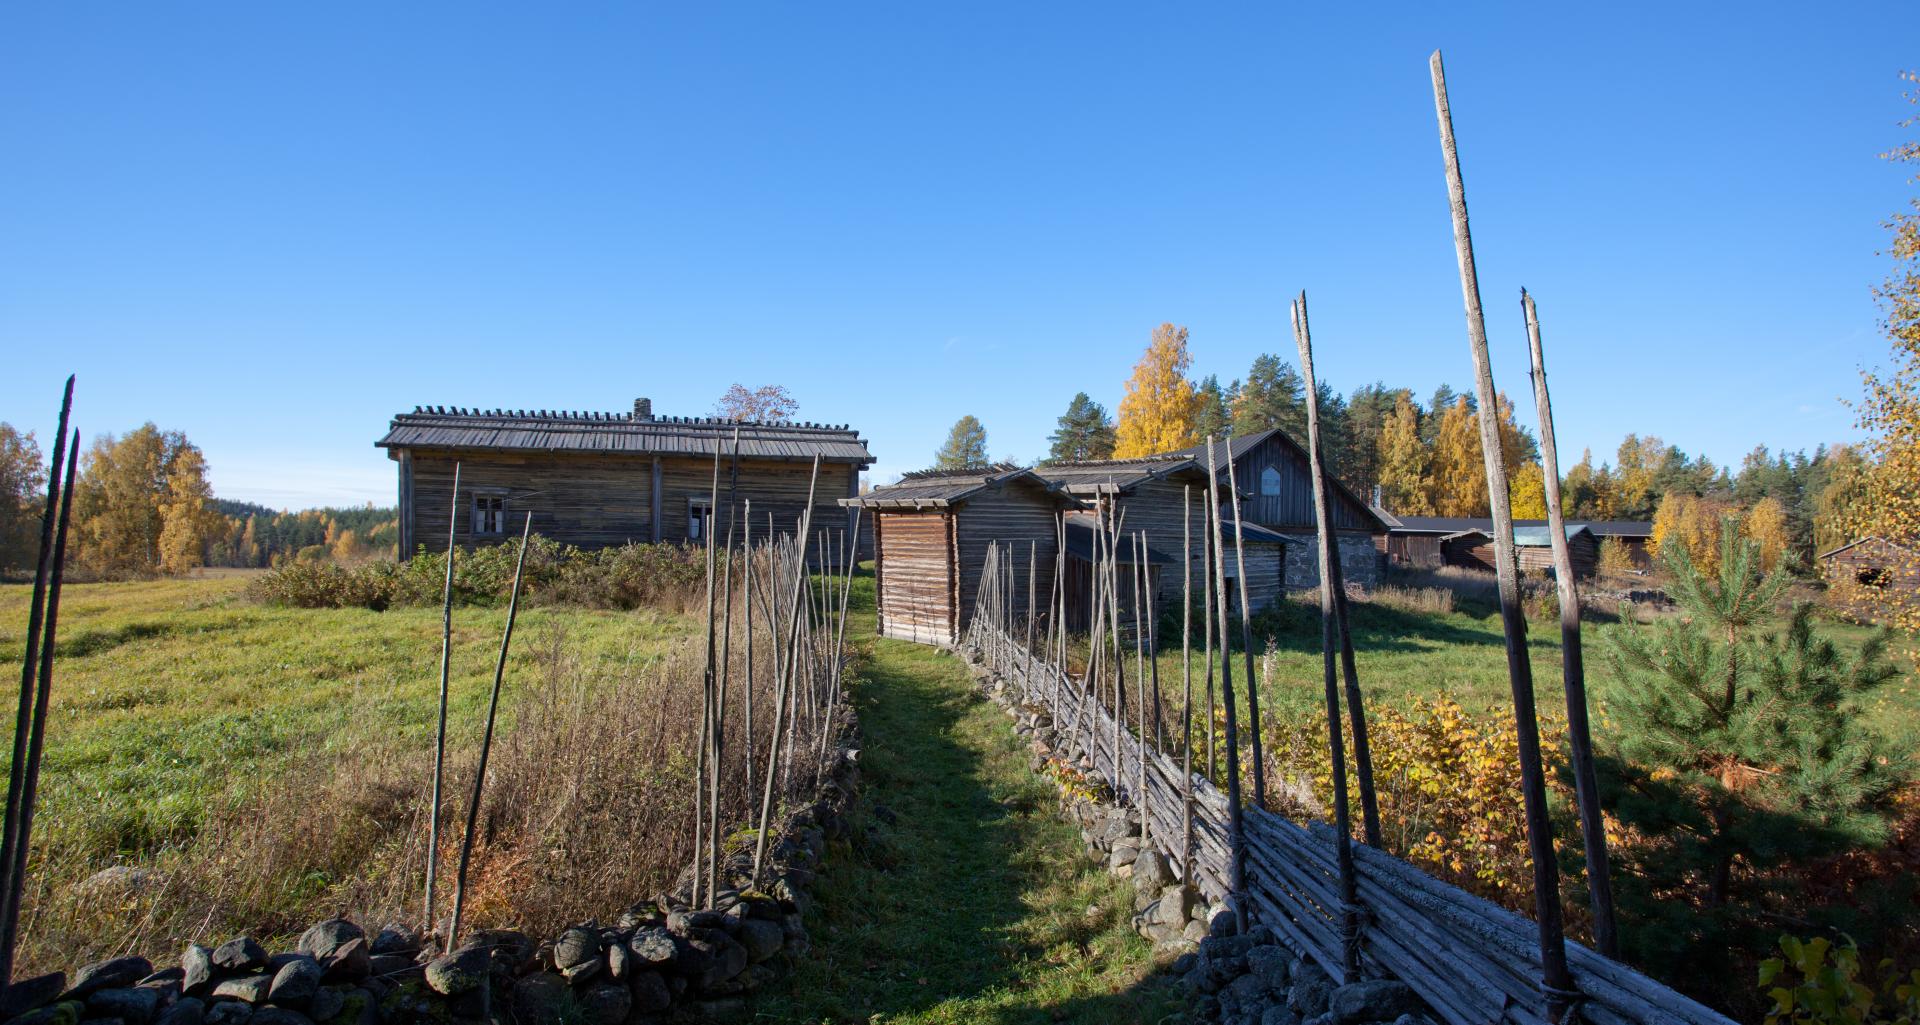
[1113,323,1200,458]
[1844,70,1920,636]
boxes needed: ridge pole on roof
[1430,49,1575,1016]
[1524,288,1618,959]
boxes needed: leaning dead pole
[1430,48,1578,1016]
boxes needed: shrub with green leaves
[1759,935,1920,1025]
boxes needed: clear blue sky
[1,3,1912,508]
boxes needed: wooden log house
[841,465,1062,646]
[1440,523,1599,578]
[1032,455,1289,622]
[377,399,874,557]
[1376,512,1652,570]
[1163,429,1388,590]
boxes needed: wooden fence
[957,614,1740,1025]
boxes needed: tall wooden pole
[1221,444,1266,808]
[1431,49,1575,1013]
[1205,437,1248,934]
[1180,485,1194,883]
[0,424,76,984]
[1524,288,1618,959]
[1293,292,1383,847]
[0,376,71,972]
[1202,486,1218,781]
[1291,295,1362,983]
[449,511,533,947]
[424,461,461,942]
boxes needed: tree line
[931,322,1863,573]
[0,421,396,579]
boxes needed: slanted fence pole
[1430,48,1577,1017]
[0,417,76,985]
[1292,294,1363,982]
[1206,436,1249,933]
[449,511,532,947]
[1222,441,1266,808]
[1181,485,1195,883]
[0,376,71,982]
[1202,485,1218,782]
[1293,291,1384,848]
[1525,288,1619,959]
[424,460,461,944]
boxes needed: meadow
[0,575,702,974]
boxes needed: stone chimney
[633,397,653,420]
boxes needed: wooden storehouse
[1379,514,1651,571]
[841,465,1062,646]
[1439,524,1599,578]
[377,399,873,557]
[1033,456,1288,621]
[1819,536,1918,593]
[1164,430,1387,590]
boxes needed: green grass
[1140,592,1916,751]
[754,611,1188,1025]
[0,575,698,971]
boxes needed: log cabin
[377,399,874,558]
[841,465,1062,646]
[1032,455,1288,621]
[1163,430,1387,590]
[1377,513,1651,571]
[1819,536,1918,593]
[1439,523,1599,578]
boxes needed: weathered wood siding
[1386,534,1446,569]
[407,450,655,552]
[953,483,1062,636]
[402,449,857,556]
[1234,434,1376,533]
[874,510,956,644]
[1443,533,1599,578]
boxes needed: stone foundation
[1280,535,1382,592]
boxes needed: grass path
[752,630,1188,1025]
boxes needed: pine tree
[1047,393,1116,462]
[1375,392,1433,515]
[1813,445,1870,553]
[1598,523,1905,971]
[1113,324,1200,458]
[1193,375,1233,443]
[1342,384,1398,497]
[934,415,989,469]
[1232,353,1306,438]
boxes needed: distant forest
[210,499,399,568]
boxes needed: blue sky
[0,3,1912,508]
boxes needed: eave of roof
[376,408,874,464]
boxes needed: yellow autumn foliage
[1113,323,1200,458]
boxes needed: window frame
[1259,465,1283,497]
[471,490,509,537]
[688,497,714,542]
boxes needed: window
[471,493,506,536]
[1260,466,1283,497]
[689,499,713,542]
[1858,567,1890,589]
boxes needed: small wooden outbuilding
[841,465,1061,646]
[1819,536,1918,593]
[1380,514,1651,571]
[1034,455,1288,619]
[1440,524,1599,578]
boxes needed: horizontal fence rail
[958,615,1738,1025]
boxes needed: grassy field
[0,576,699,973]
[1135,585,1917,753]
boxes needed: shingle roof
[377,407,873,464]
[1392,516,1652,538]
[841,464,1039,508]
[1032,455,1197,494]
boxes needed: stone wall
[0,744,860,1025]
[1279,535,1381,593]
